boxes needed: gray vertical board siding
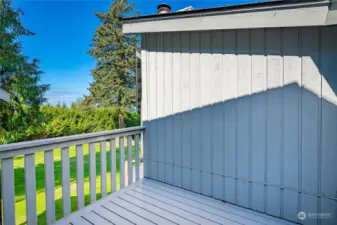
[156,33,166,183]
[282,28,300,190]
[301,27,320,196]
[211,30,223,200]
[250,29,266,212]
[164,117,174,185]
[222,30,237,204]
[282,28,301,221]
[211,104,223,200]
[141,26,337,224]
[189,31,201,193]
[181,31,191,190]
[148,33,158,181]
[200,31,212,196]
[172,31,182,187]
[191,109,202,193]
[44,150,55,224]
[321,26,337,201]
[173,114,182,187]
[182,112,191,190]
[266,28,283,217]
[236,29,251,208]
[25,153,37,225]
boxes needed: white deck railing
[0,126,145,225]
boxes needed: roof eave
[122,0,333,34]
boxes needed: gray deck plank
[119,193,197,225]
[81,211,112,225]
[92,206,134,225]
[112,197,176,225]
[69,216,92,225]
[141,179,292,225]
[124,189,213,225]
[54,179,296,225]
[130,187,233,225]
[136,185,255,225]
[102,201,155,225]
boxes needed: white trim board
[122,1,334,34]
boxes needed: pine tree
[0,0,49,143]
[86,0,139,128]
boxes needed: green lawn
[13,141,140,225]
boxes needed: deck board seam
[91,211,115,225]
[79,215,95,225]
[123,191,200,225]
[108,201,157,225]
[100,205,137,225]
[117,196,179,225]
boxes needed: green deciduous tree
[85,0,139,128]
[0,0,49,144]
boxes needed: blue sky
[13,0,263,106]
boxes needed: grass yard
[13,140,140,225]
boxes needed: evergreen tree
[86,0,139,128]
[0,0,49,143]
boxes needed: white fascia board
[0,88,10,102]
[325,1,337,25]
[123,2,330,34]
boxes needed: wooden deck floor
[55,179,296,225]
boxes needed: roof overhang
[122,0,336,34]
[0,88,10,102]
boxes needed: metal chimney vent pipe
[157,3,171,14]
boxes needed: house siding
[141,26,337,224]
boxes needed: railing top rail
[0,126,145,153]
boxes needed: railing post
[135,134,140,181]
[1,158,15,225]
[89,143,96,203]
[127,136,133,185]
[119,137,125,189]
[61,147,71,217]
[25,153,37,225]
[76,145,84,209]
[44,150,55,224]
[110,139,116,193]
